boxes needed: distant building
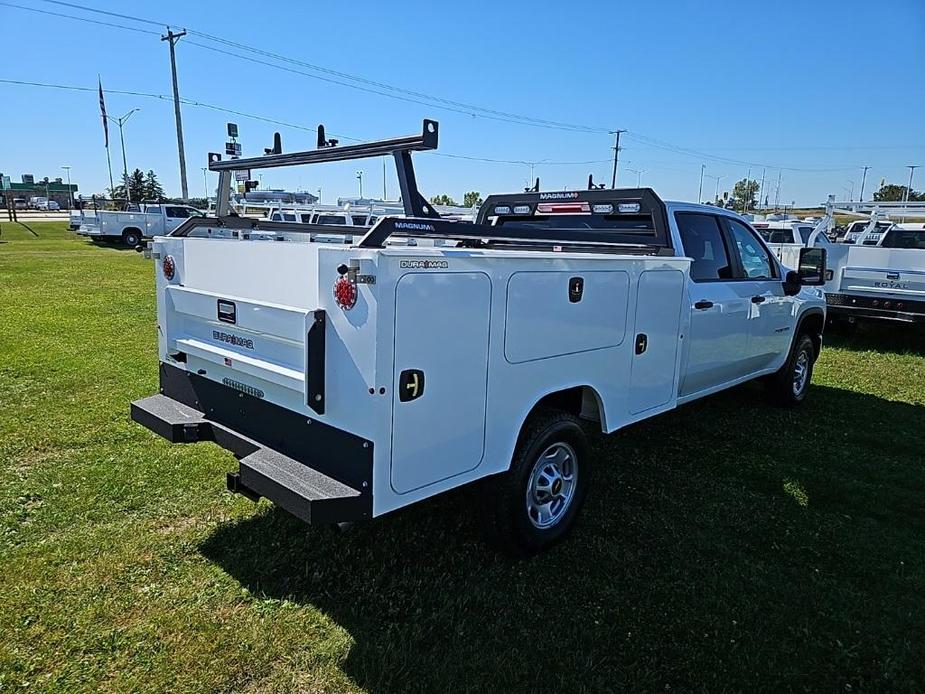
[0,173,78,208]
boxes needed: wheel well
[798,310,825,358]
[525,386,605,429]
[122,227,141,238]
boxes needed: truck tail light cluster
[162,255,176,281]
[333,275,357,310]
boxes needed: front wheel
[766,333,815,406]
[483,409,590,556]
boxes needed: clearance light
[513,205,531,214]
[494,205,511,215]
[618,203,641,213]
[333,276,357,310]
[162,255,176,281]
[592,204,614,214]
[537,202,590,214]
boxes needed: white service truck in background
[131,121,828,554]
[78,203,204,246]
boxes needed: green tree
[874,183,924,202]
[463,191,483,207]
[111,169,146,201]
[731,178,759,211]
[429,193,457,206]
[142,170,165,201]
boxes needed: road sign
[225,141,242,157]
[227,122,238,138]
[234,170,250,182]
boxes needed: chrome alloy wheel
[525,442,578,529]
[793,348,810,396]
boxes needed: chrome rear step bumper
[130,365,373,523]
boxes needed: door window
[723,218,776,279]
[676,213,733,281]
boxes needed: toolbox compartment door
[629,269,685,414]
[390,272,491,494]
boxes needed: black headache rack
[177,119,672,254]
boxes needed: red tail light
[333,276,357,310]
[162,255,176,281]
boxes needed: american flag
[98,78,109,148]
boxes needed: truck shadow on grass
[199,382,925,692]
[825,319,925,356]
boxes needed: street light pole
[858,165,870,202]
[107,109,139,201]
[356,170,364,198]
[698,164,705,202]
[201,167,208,201]
[61,165,72,210]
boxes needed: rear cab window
[880,229,925,249]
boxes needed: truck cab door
[163,206,190,233]
[721,217,794,372]
[676,212,752,397]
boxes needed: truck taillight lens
[333,276,357,310]
[162,255,176,280]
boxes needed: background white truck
[131,121,827,553]
[78,203,204,246]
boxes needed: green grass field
[1,221,923,692]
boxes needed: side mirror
[797,246,826,286]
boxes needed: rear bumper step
[131,393,370,523]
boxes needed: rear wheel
[483,408,590,555]
[122,229,142,247]
[766,333,815,406]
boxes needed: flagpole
[99,76,115,200]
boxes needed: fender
[792,307,826,359]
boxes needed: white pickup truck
[78,203,204,246]
[130,121,827,554]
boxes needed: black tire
[483,408,590,556]
[766,333,815,407]
[122,229,142,247]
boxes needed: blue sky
[2,0,924,206]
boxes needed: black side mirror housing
[797,247,827,286]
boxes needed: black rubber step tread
[240,447,361,502]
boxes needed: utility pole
[758,168,766,211]
[714,175,724,204]
[162,28,189,201]
[858,165,870,202]
[610,130,626,188]
[356,170,364,198]
[903,165,919,223]
[774,170,782,211]
[698,164,705,202]
[744,166,751,213]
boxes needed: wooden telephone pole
[161,28,189,201]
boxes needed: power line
[0,1,160,35]
[12,0,904,172]
[0,78,609,167]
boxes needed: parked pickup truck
[78,203,204,246]
[130,121,827,554]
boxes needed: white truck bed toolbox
[131,364,372,522]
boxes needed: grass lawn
[1,221,924,692]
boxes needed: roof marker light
[493,205,511,215]
[618,203,641,213]
[513,205,531,214]
[592,204,613,214]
